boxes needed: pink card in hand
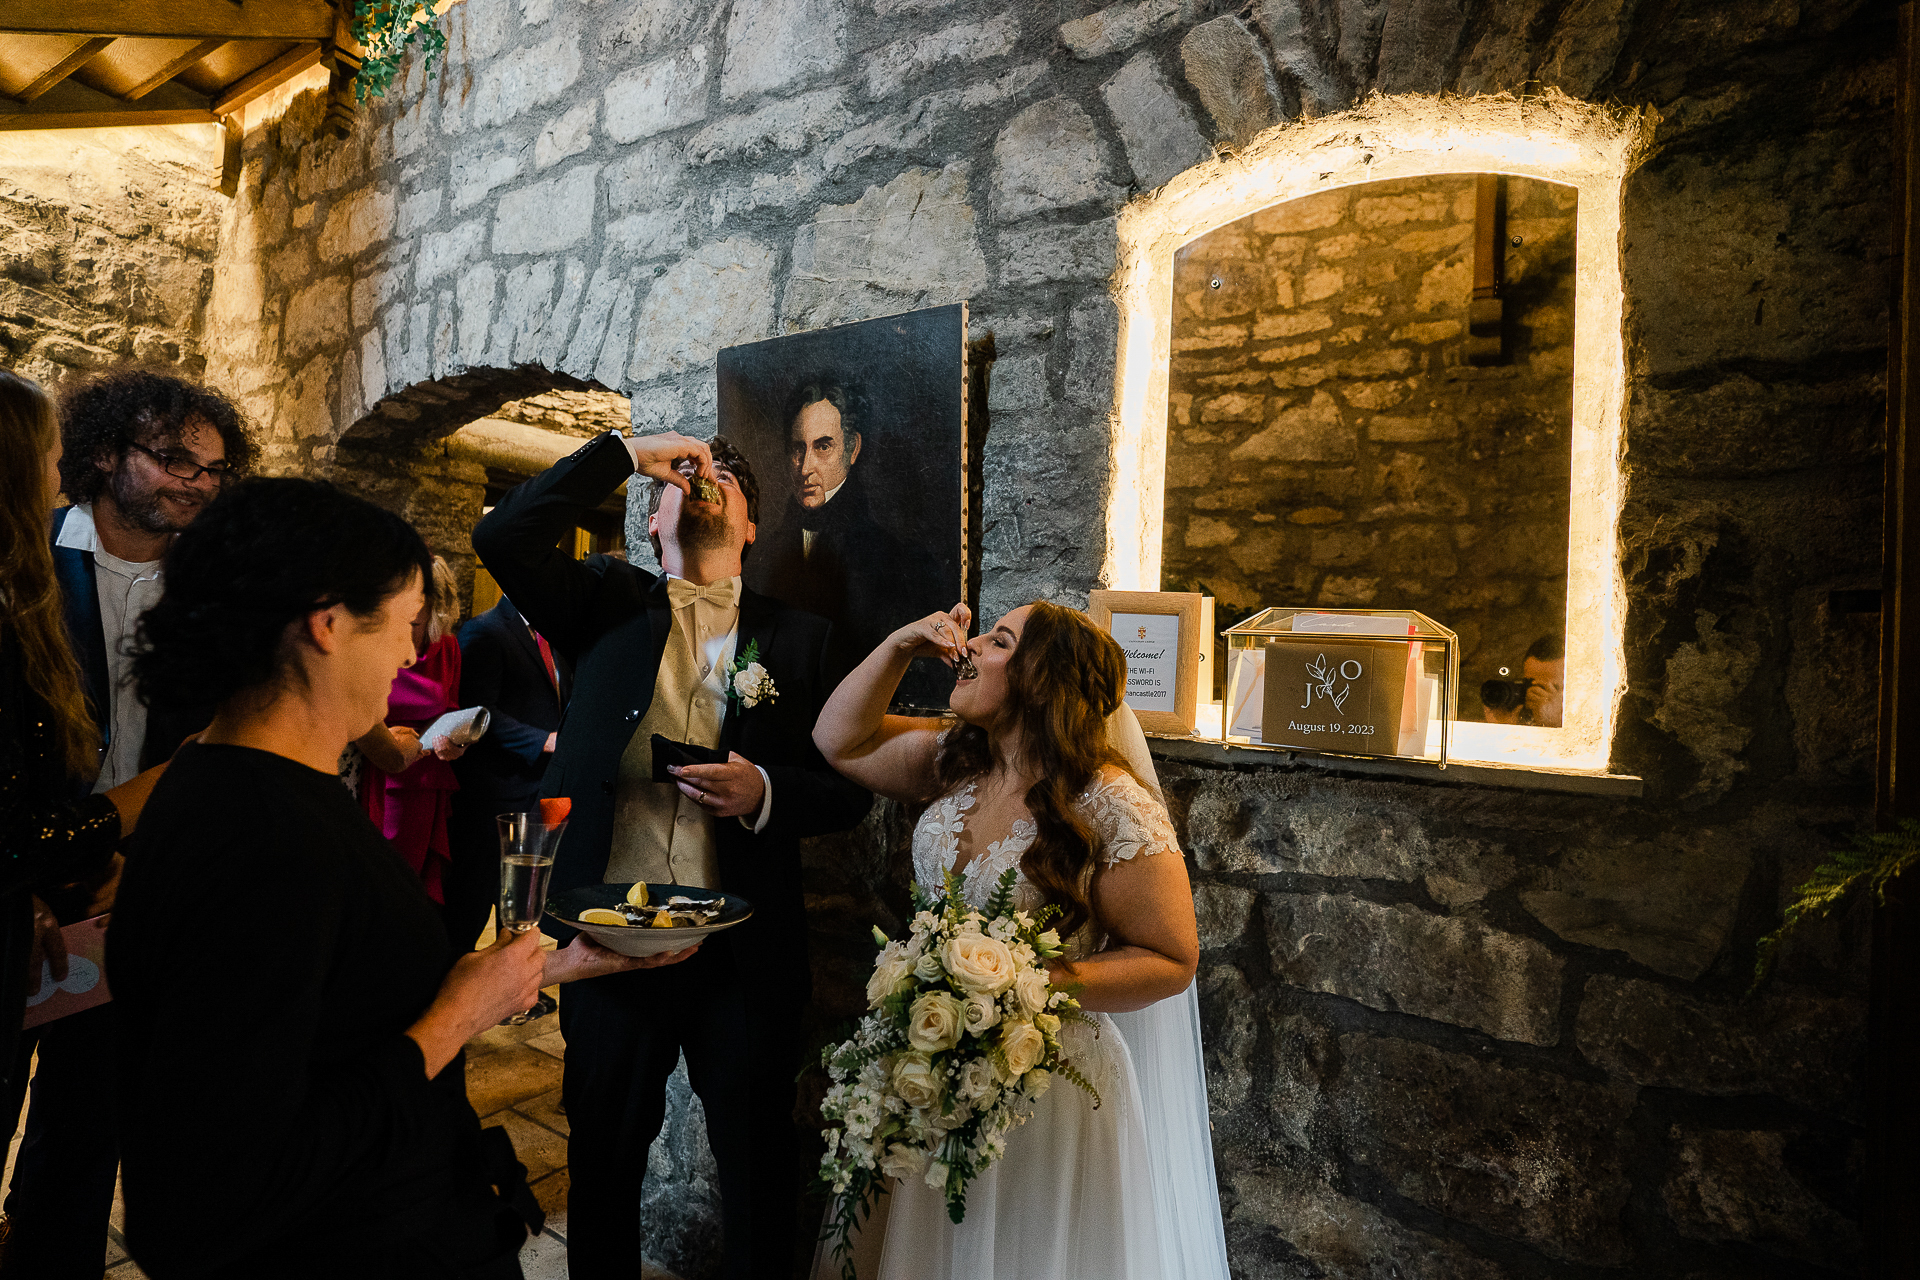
[22,915,111,1030]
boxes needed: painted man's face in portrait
[788,399,862,510]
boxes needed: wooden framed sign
[1087,590,1212,735]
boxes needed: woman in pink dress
[359,557,467,906]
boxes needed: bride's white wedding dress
[819,767,1231,1280]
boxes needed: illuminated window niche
[1107,94,1651,772]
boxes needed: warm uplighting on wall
[1108,92,1653,772]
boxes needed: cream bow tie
[666,577,739,609]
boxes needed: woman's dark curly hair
[133,479,430,713]
[58,369,257,504]
[932,602,1136,941]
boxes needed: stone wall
[100,0,1899,1275]
[1163,174,1576,701]
[0,127,223,390]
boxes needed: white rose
[957,1056,1001,1106]
[732,661,769,699]
[866,942,915,1008]
[879,1142,927,1181]
[913,951,945,983]
[999,1019,1045,1078]
[943,932,1017,996]
[1023,1067,1052,1098]
[925,1159,950,1191]
[1012,967,1050,1015]
[1034,1011,1061,1036]
[906,991,965,1053]
[890,1053,943,1110]
[961,992,1001,1036]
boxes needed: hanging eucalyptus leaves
[348,0,448,102]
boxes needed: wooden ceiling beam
[123,37,227,101]
[210,41,322,116]
[16,35,114,102]
[2,0,335,42]
[0,106,215,131]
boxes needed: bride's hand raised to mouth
[890,604,973,667]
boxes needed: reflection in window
[1160,174,1576,728]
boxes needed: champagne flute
[497,811,566,1025]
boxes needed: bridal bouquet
[816,869,1097,1269]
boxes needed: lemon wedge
[651,909,676,928]
[625,882,650,907]
[578,908,630,927]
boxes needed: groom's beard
[676,504,732,554]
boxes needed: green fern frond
[984,867,1019,919]
[1053,1059,1102,1109]
[1753,820,1920,987]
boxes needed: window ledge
[1144,732,1644,799]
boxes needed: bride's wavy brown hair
[0,370,99,779]
[933,601,1135,940]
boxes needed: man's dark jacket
[49,506,205,790]
[469,434,871,984]
[452,599,571,812]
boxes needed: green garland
[1753,819,1920,985]
[348,0,448,103]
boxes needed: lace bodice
[909,768,1183,960]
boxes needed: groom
[472,428,871,1279]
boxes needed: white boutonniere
[727,639,778,709]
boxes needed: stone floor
[3,979,681,1279]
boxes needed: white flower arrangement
[726,640,778,708]
[816,868,1095,1275]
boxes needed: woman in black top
[109,480,689,1279]
[0,371,163,1099]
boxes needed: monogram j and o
[1222,607,1459,766]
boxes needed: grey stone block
[604,45,711,144]
[995,219,1117,288]
[719,0,849,101]
[1254,0,1347,115]
[687,87,853,165]
[1180,16,1284,147]
[866,10,1020,99]
[1375,0,1469,95]
[1662,1127,1862,1269]
[284,276,350,358]
[629,237,777,382]
[782,164,988,331]
[1264,893,1563,1044]
[492,164,600,256]
[1101,53,1211,190]
[1575,975,1862,1115]
[534,100,598,170]
[990,97,1124,221]
[1060,0,1207,61]
[1519,833,1750,980]
[1338,1034,1636,1264]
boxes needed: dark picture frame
[717,303,968,708]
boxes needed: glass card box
[1222,608,1459,766]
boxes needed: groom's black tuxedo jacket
[471,433,871,991]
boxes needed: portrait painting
[717,303,967,708]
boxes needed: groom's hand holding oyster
[472,426,872,1280]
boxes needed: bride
[812,599,1231,1280]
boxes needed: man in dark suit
[472,428,871,1280]
[446,597,571,952]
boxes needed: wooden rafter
[16,35,113,102]
[209,41,321,115]
[5,0,335,43]
[124,37,226,100]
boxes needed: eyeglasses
[127,441,235,485]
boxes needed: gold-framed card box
[1222,607,1459,766]
[1087,590,1213,736]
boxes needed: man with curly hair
[6,369,253,1277]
